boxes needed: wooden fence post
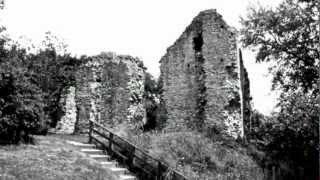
[157,161,162,180]
[109,133,113,153]
[85,120,188,180]
[127,146,135,169]
[272,166,276,180]
[89,120,93,143]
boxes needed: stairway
[66,140,137,180]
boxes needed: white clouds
[1,0,283,114]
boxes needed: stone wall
[239,49,252,137]
[159,9,251,137]
[55,52,145,134]
[74,52,146,133]
[54,86,77,134]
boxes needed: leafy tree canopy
[0,27,81,143]
[240,0,319,93]
[240,0,319,178]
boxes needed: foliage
[118,127,263,179]
[248,94,319,178]
[0,28,46,143]
[240,0,319,92]
[143,72,159,130]
[240,0,319,178]
[155,74,168,129]
[27,32,81,127]
[149,131,263,179]
[267,90,318,178]
[0,28,81,143]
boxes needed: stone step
[68,140,137,180]
[89,154,110,161]
[66,140,96,148]
[109,167,128,175]
[119,174,136,180]
[100,161,117,167]
[80,148,104,154]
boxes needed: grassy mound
[0,135,117,180]
[117,125,264,180]
[149,132,263,179]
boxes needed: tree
[240,0,319,178]
[143,72,159,130]
[26,32,80,127]
[0,28,81,143]
[270,89,319,177]
[0,27,46,143]
[240,0,319,93]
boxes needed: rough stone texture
[74,58,94,133]
[159,9,251,137]
[239,49,252,137]
[75,52,146,133]
[55,86,77,134]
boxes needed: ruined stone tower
[75,52,146,132]
[55,9,250,136]
[55,52,146,133]
[159,9,251,137]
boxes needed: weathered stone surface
[74,52,146,133]
[159,9,251,137]
[74,58,95,133]
[55,86,77,134]
[239,49,252,137]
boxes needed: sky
[0,0,283,115]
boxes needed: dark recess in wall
[193,32,203,52]
[193,32,207,130]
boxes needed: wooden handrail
[90,121,160,162]
[88,120,188,180]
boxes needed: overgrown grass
[0,135,117,180]
[114,124,264,180]
[148,131,264,179]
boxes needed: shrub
[0,46,46,143]
[0,29,82,144]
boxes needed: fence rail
[88,120,189,180]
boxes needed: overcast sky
[0,0,283,115]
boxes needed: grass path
[0,134,118,180]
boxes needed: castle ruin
[55,9,251,138]
[159,9,251,137]
[55,52,146,133]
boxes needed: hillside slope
[0,135,117,180]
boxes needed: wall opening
[193,33,203,52]
[192,31,207,130]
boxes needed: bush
[0,29,82,144]
[27,33,81,128]
[0,45,46,143]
